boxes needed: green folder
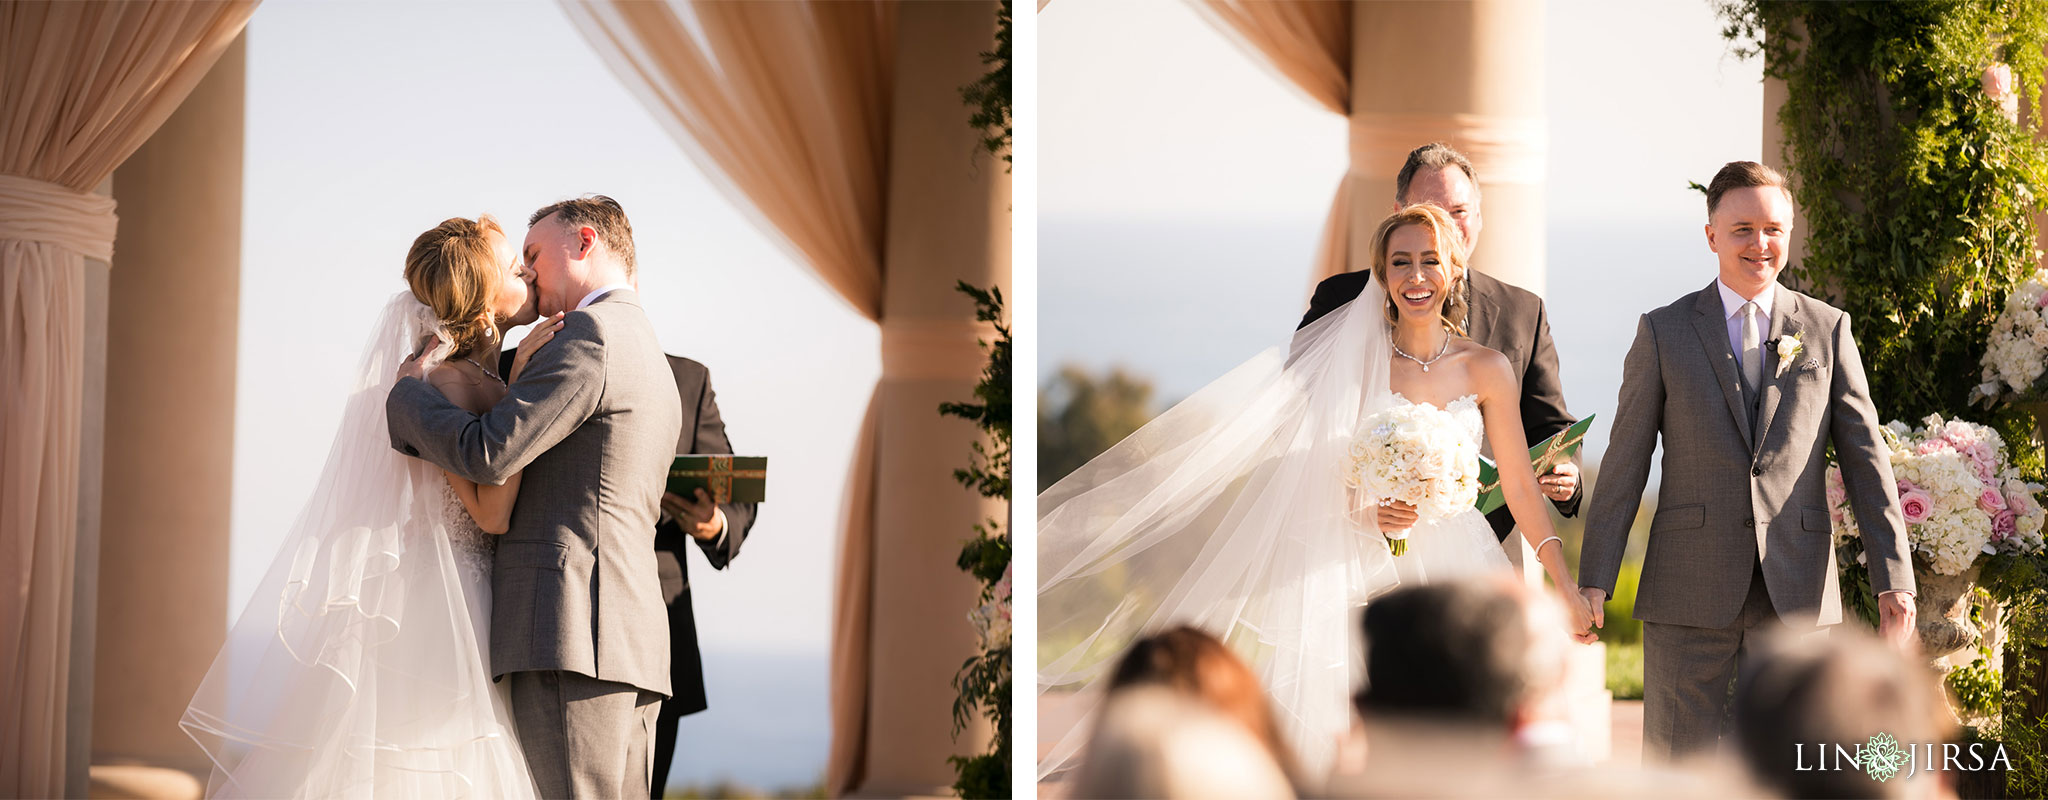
[1473,415,1596,515]
[667,455,768,504]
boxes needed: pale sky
[233,1,860,785]
[1041,0,1767,482]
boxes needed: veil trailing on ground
[1038,276,1402,782]
[181,292,534,799]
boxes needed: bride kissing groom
[183,196,680,798]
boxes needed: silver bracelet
[1534,535,1563,555]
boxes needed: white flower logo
[1863,732,1907,782]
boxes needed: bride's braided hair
[1369,203,1470,337]
[404,215,507,361]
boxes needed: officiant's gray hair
[531,195,638,278]
[1395,143,1480,205]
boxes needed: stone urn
[1915,561,1983,667]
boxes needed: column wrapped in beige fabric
[1189,0,1355,283]
[557,2,898,794]
[0,3,255,795]
[562,0,895,320]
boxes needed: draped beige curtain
[1190,0,1356,282]
[0,3,256,794]
[558,2,897,794]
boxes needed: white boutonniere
[1773,333,1804,376]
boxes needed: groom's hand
[1539,462,1579,502]
[1877,591,1918,653]
[1579,587,1606,629]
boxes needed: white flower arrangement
[1975,267,2048,401]
[1827,414,2046,575]
[1347,403,1481,556]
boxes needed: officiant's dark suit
[502,349,757,796]
[1299,268,1581,539]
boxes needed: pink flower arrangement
[1900,491,1934,525]
[1830,414,2047,575]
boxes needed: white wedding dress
[1038,277,1509,781]
[182,293,537,799]
[1379,393,1516,587]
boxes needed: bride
[181,215,563,798]
[1038,203,1597,781]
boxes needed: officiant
[496,345,759,796]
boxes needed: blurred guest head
[1733,629,1954,800]
[1353,577,1570,733]
[1106,625,1296,778]
[1071,686,1295,800]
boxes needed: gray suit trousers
[1641,563,1824,761]
[509,671,663,798]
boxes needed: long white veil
[181,292,534,799]
[1038,276,1401,782]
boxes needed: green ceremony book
[1473,415,1596,515]
[667,455,768,504]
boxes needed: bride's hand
[1560,586,1599,644]
[1375,501,1418,531]
[508,312,566,383]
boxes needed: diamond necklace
[1391,331,1452,372]
[462,357,504,384]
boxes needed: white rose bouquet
[1827,414,2046,576]
[1975,267,2048,402]
[1346,403,1482,556]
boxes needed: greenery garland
[1716,1,2048,472]
[961,0,1012,168]
[945,4,1013,794]
[940,281,1012,799]
[1717,1,2048,790]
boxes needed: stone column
[1351,0,1549,586]
[87,33,244,799]
[1347,0,1547,293]
[856,2,1010,796]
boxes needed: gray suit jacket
[1581,281,1914,628]
[388,290,683,695]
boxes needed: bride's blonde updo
[404,215,506,360]
[1368,203,1470,336]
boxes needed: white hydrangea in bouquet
[1347,403,1481,556]
[1975,267,2048,403]
[1827,414,2046,576]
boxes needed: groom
[388,195,682,796]
[1578,162,1916,760]
[1300,142,1583,540]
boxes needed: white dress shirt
[575,283,634,311]
[1716,279,1775,360]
